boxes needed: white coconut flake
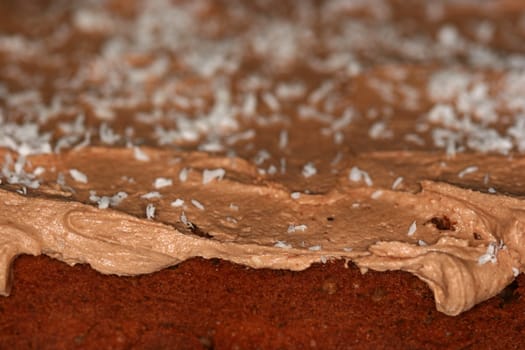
[418,240,427,246]
[513,267,520,277]
[171,198,185,207]
[110,192,128,206]
[371,190,383,199]
[308,81,334,105]
[478,242,498,265]
[89,190,128,209]
[276,82,306,100]
[133,146,150,161]
[262,92,280,111]
[290,192,301,199]
[154,177,173,189]
[331,108,355,131]
[287,224,308,233]
[368,121,393,139]
[226,129,255,145]
[488,187,497,193]
[33,166,45,176]
[254,149,271,165]
[274,241,292,249]
[99,123,119,144]
[407,220,417,236]
[392,176,404,190]
[349,166,373,186]
[97,196,110,209]
[302,162,317,178]
[69,169,88,183]
[458,165,478,178]
[349,167,361,182]
[141,191,162,199]
[179,168,189,182]
[225,216,238,224]
[180,211,189,226]
[191,199,205,210]
[1,154,41,189]
[16,186,27,195]
[202,168,225,184]
[308,245,322,251]
[0,121,52,156]
[146,203,156,220]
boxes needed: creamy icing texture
[1,147,525,315]
[2,0,525,316]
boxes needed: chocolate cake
[2,0,525,348]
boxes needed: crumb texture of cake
[2,0,525,328]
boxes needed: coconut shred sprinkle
[458,166,479,179]
[407,221,417,236]
[290,192,301,199]
[89,191,128,209]
[179,168,189,182]
[146,203,156,220]
[171,198,184,207]
[141,191,162,199]
[153,177,173,189]
[478,242,498,265]
[349,166,373,186]
[202,168,225,184]
[302,162,317,178]
[370,190,383,199]
[274,241,292,249]
[69,169,88,184]
[287,224,308,233]
[1,155,41,189]
[392,176,403,190]
[133,146,150,161]
[191,199,205,210]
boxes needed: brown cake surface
[2,0,525,348]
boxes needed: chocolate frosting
[0,147,523,315]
